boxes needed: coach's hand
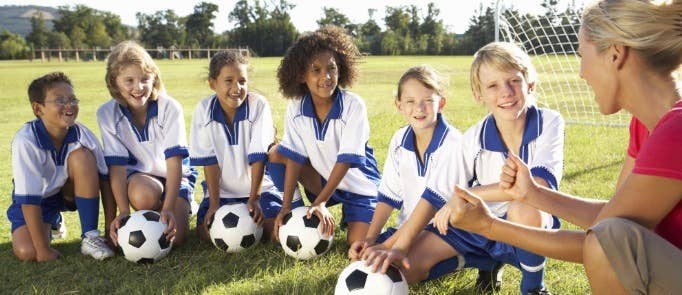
[499,152,538,201]
[443,185,495,236]
[109,212,130,246]
[307,203,335,237]
[160,209,176,242]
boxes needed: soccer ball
[208,203,263,253]
[335,261,409,295]
[117,210,172,263]
[278,206,333,260]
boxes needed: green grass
[0,57,628,294]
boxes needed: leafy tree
[26,15,49,48]
[227,0,298,56]
[137,10,186,48]
[48,31,70,49]
[317,7,350,28]
[0,30,29,59]
[185,2,219,47]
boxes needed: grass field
[0,56,628,294]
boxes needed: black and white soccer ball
[335,261,409,295]
[278,206,333,260]
[117,210,172,263]
[208,203,263,253]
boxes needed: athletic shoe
[475,263,504,293]
[50,213,67,240]
[81,230,114,260]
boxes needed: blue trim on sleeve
[277,145,308,164]
[12,194,43,205]
[421,187,447,210]
[105,156,129,166]
[337,153,366,168]
[377,192,403,209]
[530,166,559,190]
[190,156,219,166]
[164,146,189,159]
[248,152,268,164]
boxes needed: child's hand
[160,210,177,242]
[499,152,538,201]
[109,212,130,246]
[348,237,376,261]
[434,205,453,235]
[273,207,291,242]
[446,185,495,236]
[247,198,264,226]
[203,204,219,231]
[363,248,410,274]
[36,246,61,262]
[307,203,335,237]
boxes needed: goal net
[497,4,629,127]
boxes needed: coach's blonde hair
[397,65,448,100]
[105,40,164,105]
[469,42,537,97]
[581,0,682,74]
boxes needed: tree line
[0,0,581,59]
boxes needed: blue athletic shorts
[7,192,68,233]
[196,192,304,226]
[306,177,377,225]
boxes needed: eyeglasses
[45,98,80,107]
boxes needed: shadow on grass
[563,160,622,182]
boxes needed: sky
[1,0,584,34]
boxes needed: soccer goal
[495,1,629,127]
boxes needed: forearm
[487,217,585,263]
[163,157,183,211]
[471,177,552,202]
[109,166,131,214]
[21,204,50,251]
[527,186,606,229]
[282,159,303,210]
[366,202,394,240]
[100,179,117,224]
[204,164,221,207]
[389,200,435,252]
[314,162,350,205]
[249,161,266,201]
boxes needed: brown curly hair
[277,26,361,99]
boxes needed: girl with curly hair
[268,26,380,247]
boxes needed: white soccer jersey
[278,89,380,196]
[189,93,298,201]
[11,119,108,205]
[96,94,192,179]
[378,114,462,227]
[424,106,564,216]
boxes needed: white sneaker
[50,217,67,240]
[81,230,115,260]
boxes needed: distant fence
[30,47,250,62]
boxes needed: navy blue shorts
[425,214,560,268]
[127,170,196,205]
[7,193,70,233]
[306,177,377,225]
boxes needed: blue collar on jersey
[480,105,543,154]
[400,113,450,176]
[31,118,80,166]
[300,88,344,120]
[118,100,158,142]
[300,88,344,140]
[209,94,249,145]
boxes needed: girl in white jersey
[190,51,302,242]
[99,41,196,246]
[349,65,485,281]
[269,26,380,246]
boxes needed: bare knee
[67,148,99,195]
[506,200,542,227]
[13,244,37,261]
